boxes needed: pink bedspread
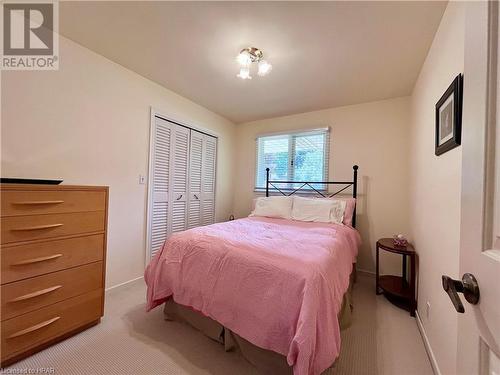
[145,217,360,375]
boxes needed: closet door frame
[146,107,219,264]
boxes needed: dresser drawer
[1,234,104,284]
[1,289,102,359]
[1,211,105,244]
[1,190,106,217]
[1,262,103,321]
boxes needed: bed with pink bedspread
[145,216,360,375]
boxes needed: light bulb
[236,51,252,66]
[258,60,272,76]
[237,66,252,80]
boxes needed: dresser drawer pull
[12,200,65,205]
[9,285,63,302]
[7,317,60,339]
[11,223,63,231]
[12,254,63,266]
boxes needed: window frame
[254,128,330,193]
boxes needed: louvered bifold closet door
[201,135,217,226]
[187,131,203,229]
[170,125,190,233]
[148,117,173,259]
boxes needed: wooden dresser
[0,184,108,366]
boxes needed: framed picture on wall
[435,74,463,156]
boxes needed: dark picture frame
[435,74,463,156]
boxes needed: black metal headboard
[265,165,359,227]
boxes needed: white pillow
[291,196,332,223]
[250,196,293,219]
[329,199,347,224]
[292,196,347,224]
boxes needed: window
[255,128,329,191]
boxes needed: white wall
[233,97,412,274]
[408,2,465,374]
[1,35,236,289]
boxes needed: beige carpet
[4,274,432,375]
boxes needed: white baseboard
[415,310,441,375]
[105,276,144,292]
[356,267,375,277]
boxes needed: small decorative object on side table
[376,237,417,316]
[393,234,408,247]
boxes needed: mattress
[145,216,361,375]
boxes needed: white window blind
[255,128,330,191]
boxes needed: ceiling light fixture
[236,47,272,79]
[237,66,252,80]
[236,50,252,67]
[257,60,272,76]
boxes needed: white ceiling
[60,1,447,124]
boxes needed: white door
[147,116,173,260]
[187,131,217,227]
[147,115,218,262]
[187,130,203,229]
[201,134,217,226]
[453,3,500,374]
[169,125,190,234]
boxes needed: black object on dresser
[376,238,417,316]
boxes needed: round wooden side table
[376,238,417,316]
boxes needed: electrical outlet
[139,175,146,185]
[426,301,431,320]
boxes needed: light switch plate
[139,175,146,185]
